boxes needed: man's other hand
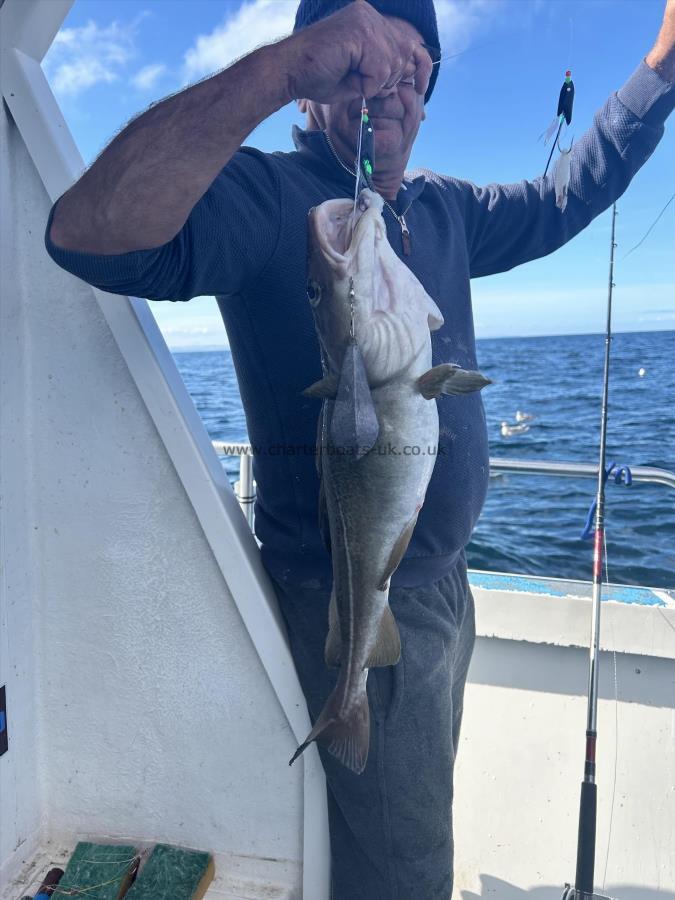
[646,0,675,81]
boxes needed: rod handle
[575,781,597,893]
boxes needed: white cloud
[43,17,145,98]
[44,1,506,102]
[131,63,168,92]
[182,0,297,83]
[149,297,229,350]
[435,0,499,47]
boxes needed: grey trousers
[269,552,476,900]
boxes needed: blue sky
[44,0,674,348]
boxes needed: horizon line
[168,326,675,353]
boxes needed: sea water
[173,330,675,589]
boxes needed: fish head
[307,191,390,375]
[307,189,443,384]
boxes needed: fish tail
[289,676,370,775]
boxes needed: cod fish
[290,189,491,775]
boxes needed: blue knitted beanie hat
[293,0,440,103]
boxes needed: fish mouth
[309,191,385,267]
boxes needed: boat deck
[469,570,675,607]
[5,571,674,900]
[6,841,299,900]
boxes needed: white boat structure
[1,2,674,898]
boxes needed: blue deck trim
[468,571,669,607]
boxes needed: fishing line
[600,530,620,894]
[352,95,366,223]
[428,40,494,67]
[73,854,141,865]
[48,858,141,897]
[542,17,575,179]
[386,38,500,90]
[32,853,142,897]
[656,606,675,635]
[602,646,620,894]
[556,131,574,154]
[621,190,675,261]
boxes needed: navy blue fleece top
[45,62,674,588]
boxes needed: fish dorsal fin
[365,605,401,668]
[329,340,379,459]
[377,509,420,592]
[325,591,341,668]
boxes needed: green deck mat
[124,843,215,900]
[55,841,139,899]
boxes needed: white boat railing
[489,457,675,488]
[211,441,675,527]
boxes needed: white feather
[554,149,572,212]
[539,115,560,145]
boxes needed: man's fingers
[359,20,421,98]
[359,55,398,99]
[411,42,433,97]
[342,70,365,100]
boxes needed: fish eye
[307,279,322,307]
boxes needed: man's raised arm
[458,0,675,280]
[48,44,292,255]
[48,0,431,257]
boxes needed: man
[45,1,674,896]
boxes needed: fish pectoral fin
[365,605,401,668]
[417,363,492,399]
[378,509,420,592]
[302,373,339,399]
[289,677,370,775]
[325,591,341,667]
[330,340,379,459]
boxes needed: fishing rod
[561,202,619,900]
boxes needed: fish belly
[324,381,438,676]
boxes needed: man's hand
[646,0,675,82]
[281,0,433,104]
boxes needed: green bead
[364,160,373,175]
[362,113,369,123]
